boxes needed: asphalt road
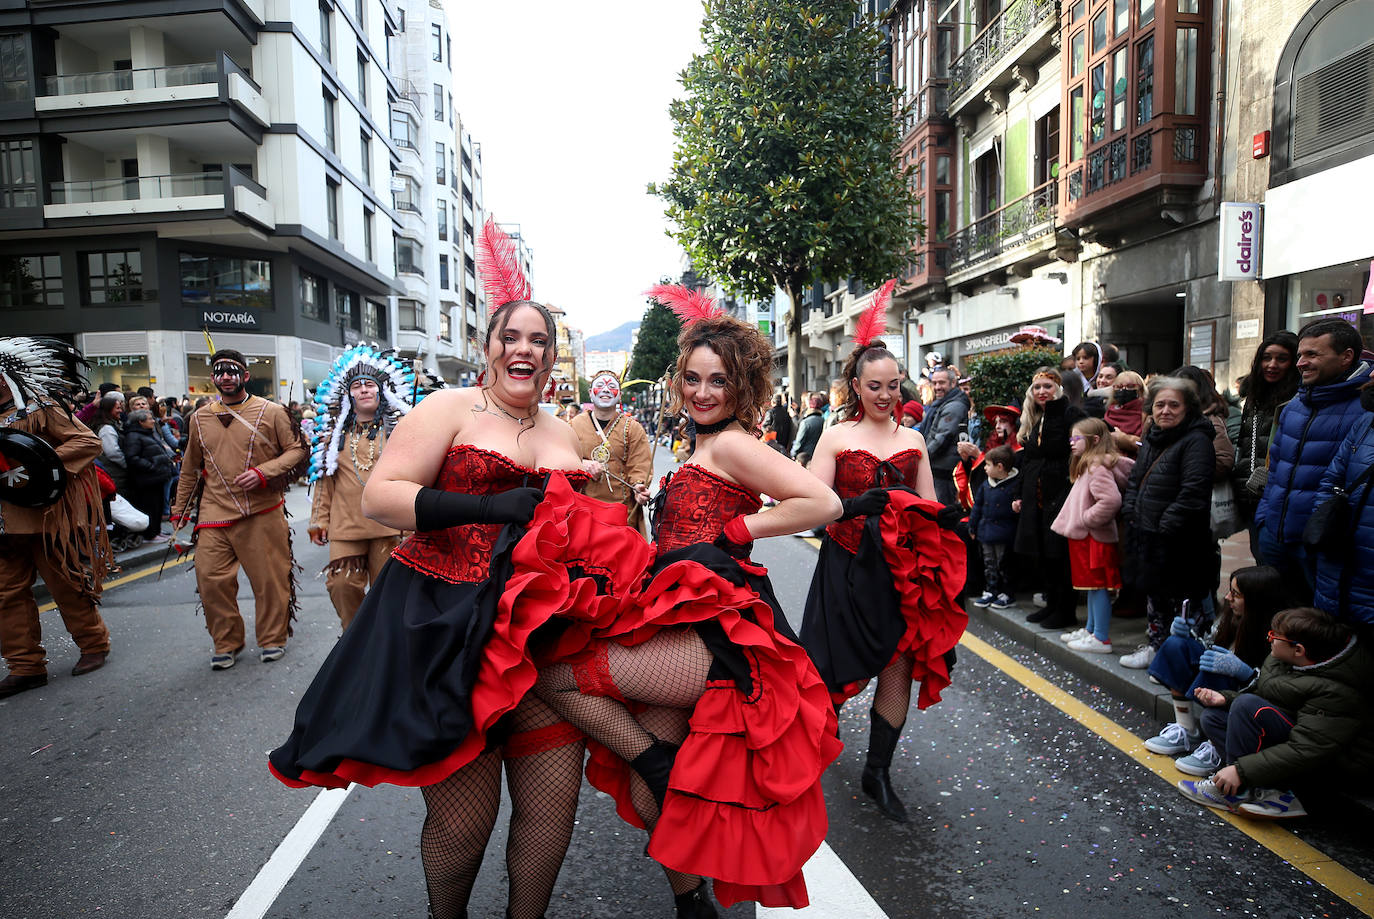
[2,464,1370,919]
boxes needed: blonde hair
[1017,368,1063,444]
[1112,370,1145,392]
[1069,417,1120,480]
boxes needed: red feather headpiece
[644,283,723,325]
[852,279,896,349]
[477,216,532,313]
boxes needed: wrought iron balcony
[947,180,1058,271]
[947,0,1056,102]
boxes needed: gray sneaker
[1175,740,1222,776]
[211,652,237,671]
[1177,777,1243,812]
[1144,722,1197,756]
[260,647,285,663]
[1238,788,1307,819]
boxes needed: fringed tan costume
[570,409,652,530]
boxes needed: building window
[84,250,144,303]
[935,154,950,185]
[1139,0,1155,26]
[1112,47,1128,132]
[1071,30,1085,77]
[336,287,359,329]
[357,53,368,106]
[326,178,339,239]
[363,299,383,338]
[437,200,448,240]
[439,306,452,341]
[355,0,365,24]
[1114,0,1130,34]
[398,298,424,331]
[1091,9,1107,53]
[0,254,62,308]
[446,35,451,70]
[1175,27,1199,116]
[1071,86,1086,159]
[359,132,371,184]
[300,270,326,320]
[934,191,950,239]
[434,82,444,120]
[323,88,337,153]
[363,207,374,262]
[391,109,418,150]
[1177,0,1199,11]
[973,146,1000,216]
[0,140,37,208]
[1,34,30,102]
[396,236,422,275]
[1070,0,1084,20]
[179,252,272,310]
[436,142,445,183]
[431,24,442,61]
[1136,35,1154,125]
[1090,62,1106,144]
[319,2,333,64]
[1286,0,1374,167]
[439,253,450,289]
[1036,107,1060,186]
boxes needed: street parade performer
[798,281,968,823]
[533,284,845,912]
[0,337,111,698]
[171,350,307,669]
[570,368,652,531]
[305,345,413,629]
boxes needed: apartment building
[0,0,403,398]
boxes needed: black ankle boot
[860,709,908,822]
[630,738,679,808]
[674,882,719,919]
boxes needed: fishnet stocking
[536,628,712,762]
[632,707,701,896]
[871,653,914,730]
[420,748,502,919]
[503,696,585,919]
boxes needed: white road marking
[757,841,890,918]
[224,785,353,919]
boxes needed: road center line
[959,631,1374,917]
[224,785,354,919]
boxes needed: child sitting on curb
[1178,606,1374,818]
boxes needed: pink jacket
[1051,458,1134,543]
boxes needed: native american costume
[0,338,111,681]
[171,353,308,659]
[306,345,413,628]
[570,370,652,531]
[797,282,967,822]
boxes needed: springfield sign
[1218,202,1263,281]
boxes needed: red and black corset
[826,447,923,553]
[392,444,591,584]
[653,463,762,559]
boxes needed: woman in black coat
[1014,368,1088,630]
[121,409,177,541]
[1120,376,1217,670]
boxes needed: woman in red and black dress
[269,296,596,919]
[534,289,844,914]
[799,287,967,823]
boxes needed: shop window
[179,252,272,311]
[83,250,145,303]
[1071,30,1085,77]
[1090,63,1106,143]
[1175,28,1199,116]
[187,354,275,397]
[0,253,61,307]
[300,270,326,320]
[1112,48,1128,132]
[1070,86,1086,160]
[1136,35,1154,125]
[0,139,37,208]
[90,354,151,391]
[1139,0,1154,25]
[1288,260,1374,346]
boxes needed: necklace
[589,412,619,464]
[349,423,380,474]
[484,391,537,427]
[694,416,737,436]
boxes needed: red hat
[902,400,924,422]
[983,403,1021,422]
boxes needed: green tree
[628,295,683,386]
[965,347,1062,417]
[578,376,591,404]
[650,0,923,398]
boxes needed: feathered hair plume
[307,343,416,484]
[477,216,532,313]
[852,279,896,349]
[644,283,723,325]
[0,337,89,415]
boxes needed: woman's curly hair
[668,314,775,435]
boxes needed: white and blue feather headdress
[308,344,415,483]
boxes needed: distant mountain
[584,321,640,352]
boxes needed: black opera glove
[839,487,890,520]
[936,504,965,531]
[414,485,543,531]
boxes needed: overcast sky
[448,0,705,338]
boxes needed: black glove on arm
[936,503,965,531]
[839,487,890,520]
[413,485,543,531]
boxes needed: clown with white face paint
[571,369,653,531]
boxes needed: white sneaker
[1032,592,1048,608]
[1144,722,1198,756]
[1068,634,1113,653]
[1120,644,1156,669]
[1239,788,1307,819]
[1060,627,1089,643]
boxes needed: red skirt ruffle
[1069,536,1122,589]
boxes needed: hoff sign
[1218,202,1263,281]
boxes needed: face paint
[590,372,621,409]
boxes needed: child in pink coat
[1052,418,1134,653]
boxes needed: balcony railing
[49,171,225,204]
[394,196,421,214]
[42,62,219,97]
[947,180,1058,270]
[393,136,419,153]
[947,0,1056,101]
[397,261,424,277]
[1066,122,1205,204]
[395,79,424,110]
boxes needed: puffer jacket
[1013,397,1087,558]
[1122,414,1215,597]
[1224,637,1374,788]
[969,468,1019,544]
[122,425,176,485]
[1312,405,1374,625]
[921,388,971,473]
[1256,360,1374,545]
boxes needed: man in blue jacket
[1254,318,1372,595]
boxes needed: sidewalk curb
[34,543,176,606]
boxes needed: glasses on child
[1266,630,1300,646]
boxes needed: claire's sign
[1218,202,1263,281]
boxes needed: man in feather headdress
[570,369,653,532]
[305,346,414,629]
[171,349,307,669]
[0,338,111,698]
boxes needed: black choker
[693,416,736,436]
